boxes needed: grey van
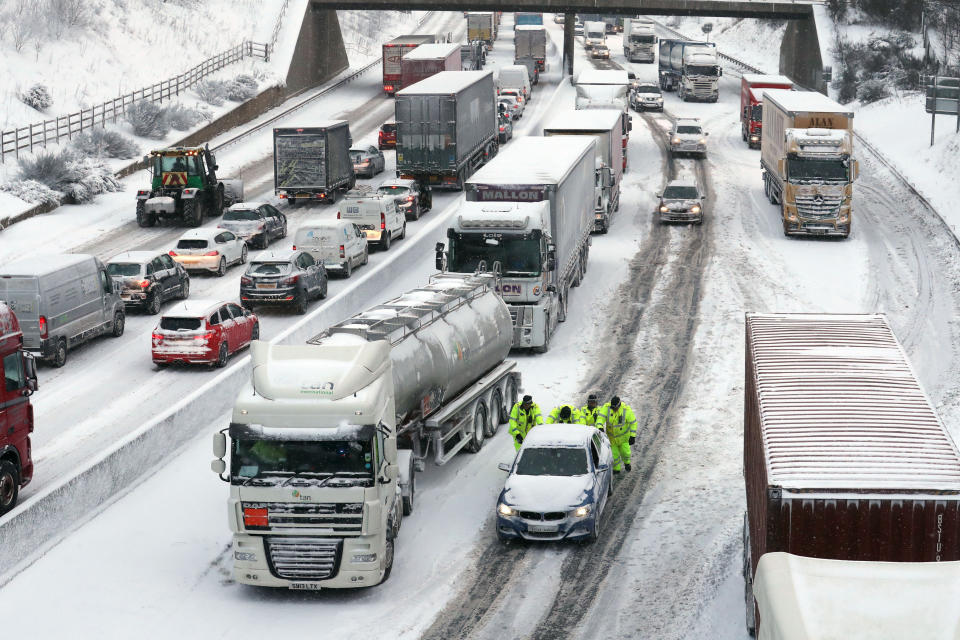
[0,254,126,367]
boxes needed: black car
[376,178,433,221]
[107,251,190,315]
[239,249,328,315]
[220,202,287,249]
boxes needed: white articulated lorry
[212,272,519,589]
[623,18,657,63]
[543,109,624,233]
[575,69,632,172]
[437,136,596,353]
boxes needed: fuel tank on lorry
[309,273,512,421]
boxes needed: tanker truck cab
[213,339,403,589]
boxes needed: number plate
[528,523,558,533]
[289,583,323,591]
[256,283,275,289]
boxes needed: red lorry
[0,302,37,515]
[400,43,462,91]
[382,34,439,95]
[742,313,960,634]
[740,73,793,148]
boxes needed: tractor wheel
[136,201,155,227]
[183,199,203,227]
[213,187,224,217]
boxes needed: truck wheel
[0,460,20,516]
[558,290,569,322]
[381,538,394,583]
[402,463,415,515]
[744,514,757,636]
[136,201,155,227]
[466,403,487,453]
[111,312,125,337]
[486,389,504,437]
[52,338,67,368]
[533,315,551,354]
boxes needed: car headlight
[572,506,590,518]
[698,139,707,145]
[672,137,681,145]
[656,96,663,102]
[690,205,701,214]
[659,205,669,213]
[352,553,377,563]
[498,503,516,517]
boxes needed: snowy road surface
[3,13,960,640]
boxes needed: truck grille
[692,81,714,95]
[243,502,363,534]
[795,194,843,220]
[265,536,342,581]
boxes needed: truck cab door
[1,350,33,475]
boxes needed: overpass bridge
[296,1,827,94]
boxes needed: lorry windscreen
[232,439,374,482]
[629,35,655,43]
[449,234,541,277]
[686,65,718,77]
[787,158,848,182]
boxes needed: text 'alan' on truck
[436,136,596,353]
[136,145,243,227]
[211,272,520,589]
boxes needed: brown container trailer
[742,313,960,634]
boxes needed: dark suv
[376,178,433,220]
[239,249,328,314]
[107,250,190,314]
[219,202,287,249]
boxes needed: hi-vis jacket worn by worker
[509,402,543,450]
[546,404,584,424]
[597,402,637,471]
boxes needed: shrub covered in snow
[165,103,212,131]
[72,128,140,159]
[194,79,229,106]
[0,179,63,206]
[14,149,121,204]
[20,83,53,110]
[833,33,929,103]
[125,99,171,139]
[857,78,890,104]
[225,74,259,101]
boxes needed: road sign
[924,76,960,144]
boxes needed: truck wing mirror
[385,465,398,482]
[852,159,860,180]
[546,283,557,292]
[213,432,227,458]
[23,352,37,390]
[498,462,512,472]
[211,459,226,475]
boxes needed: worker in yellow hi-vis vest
[596,396,637,472]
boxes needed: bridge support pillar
[780,10,827,94]
[564,13,575,77]
[287,4,349,97]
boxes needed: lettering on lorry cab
[472,185,547,202]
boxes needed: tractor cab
[149,147,218,192]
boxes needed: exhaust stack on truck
[760,89,858,237]
[213,272,520,590]
[742,313,960,635]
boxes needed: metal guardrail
[0,0,303,164]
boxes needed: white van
[337,191,406,251]
[293,219,369,278]
[498,65,532,101]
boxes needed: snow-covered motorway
[4,13,960,640]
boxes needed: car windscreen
[176,239,208,249]
[107,263,143,277]
[377,186,410,196]
[160,317,202,331]
[637,84,659,94]
[663,186,700,199]
[676,125,702,135]
[349,151,364,163]
[224,209,260,221]
[232,438,374,481]
[516,447,589,476]
[248,262,292,276]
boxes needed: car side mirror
[498,462,512,472]
[656,193,662,199]
[244,308,252,316]
[597,463,610,472]
[705,132,710,136]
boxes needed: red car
[378,121,397,150]
[151,299,259,368]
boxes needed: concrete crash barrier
[0,194,458,585]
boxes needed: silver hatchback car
[668,117,708,158]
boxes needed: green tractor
[135,145,244,227]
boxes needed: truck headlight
[690,205,701,214]
[352,553,377,563]
[672,137,681,145]
[698,139,707,145]
[572,506,590,518]
[659,205,669,213]
[234,551,257,562]
[498,503,516,516]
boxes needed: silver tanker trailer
[211,271,519,589]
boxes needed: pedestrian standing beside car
[596,396,637,472]
[508,395,543,450]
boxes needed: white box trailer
[543,109,624,232]
[753,552,960,639]
[443,136,596,352]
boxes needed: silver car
[657,180,705,225]
[668,117,709,158]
